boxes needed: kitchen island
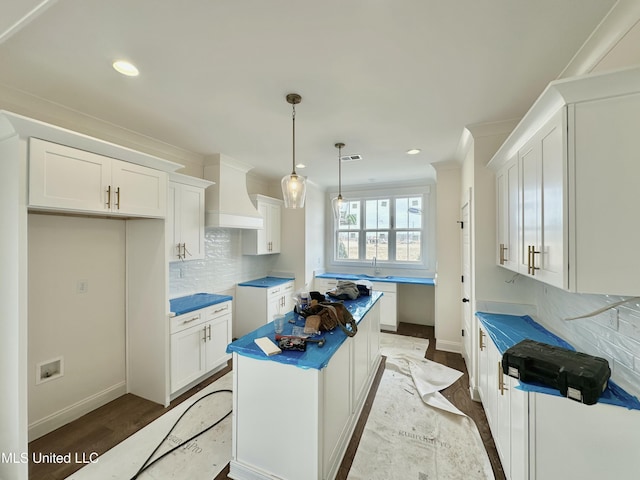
[226,292,383,480]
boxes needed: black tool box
[502,339,611,405]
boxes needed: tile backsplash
[169,227,279,298]
[534,282,640,399]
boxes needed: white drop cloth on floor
[349,342,494,480]
[67,373,232,480]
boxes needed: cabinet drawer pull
[213,305,229,314]
[183,315,200,324]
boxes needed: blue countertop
[316,272,435,286]
[237,276,295,288]
[170,292,233,316]
[227,292,383,370]
[476,311,640,410]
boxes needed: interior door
[461,195,472,369]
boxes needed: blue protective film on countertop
[476,311,640,410]
[316,272,435,286]
[227,292,383,370]
[170,292,233,316]
[237,276,295,288]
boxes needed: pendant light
[281,93,307,209]
[331,142,346,221]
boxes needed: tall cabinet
[242,194,282,255]
[489,66,640,296]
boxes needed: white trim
[435,339,462,354]
[28,381,126,441]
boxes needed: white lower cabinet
[478,322,640,480]
[371,281,397,331]
[170,301,231,394]
[234,280,294,338]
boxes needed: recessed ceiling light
[112,60,139,77]
[406,149,421,155]
[296,163,306,169]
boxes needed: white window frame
[328,184,433,272]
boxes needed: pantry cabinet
[242,195,282,255]
[170,301,232,394]
[29,138,167,218]
[167,173,213,262]
[489,66,640,296]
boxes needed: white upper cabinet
[496,156,519,271]
[29,138,167,218]
[489,66,640,296]
[242,195,282,255]
[167,173,213,262]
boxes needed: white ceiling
[0,0,617,188]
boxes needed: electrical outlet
[76,279,88,294]
[607,308,619,331]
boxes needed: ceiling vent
[340,154,363,162]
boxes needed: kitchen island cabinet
[227,292,382,480]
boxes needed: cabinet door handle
[498,362,508,395]
[207,324,211,341]
[106,186,111,208]
[499,243,508,264]
[202,326,207,342]
[528,245,540,275]
[479,329,485,351]
[115,187,120,210]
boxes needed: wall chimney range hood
[203,154,263,229]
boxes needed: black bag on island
[501,339,611,405]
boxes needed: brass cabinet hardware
[207,324,211,341]
[213,305,229,314]
[106,185,111,208]
[527,245,540,275]
[499,243,508,264]
[498,362,508,395]
[479,328,486,351]
[202,326,207,342]
[115,187,120,209]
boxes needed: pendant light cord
[291,103,296,175]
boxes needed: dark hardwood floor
[29,324,505,480]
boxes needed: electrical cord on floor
[130,389,233,480]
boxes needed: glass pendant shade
[332,194,344,222]
[281,172,307,209]
[281,93,307,209]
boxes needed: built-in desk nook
[226,292,383,480]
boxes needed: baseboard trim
[28,381,126,441]
[435,339,462,354]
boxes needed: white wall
[433,164,462,351]
[0,131,28,480]
[28,214,127,439]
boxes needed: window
[333,188,429,267]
